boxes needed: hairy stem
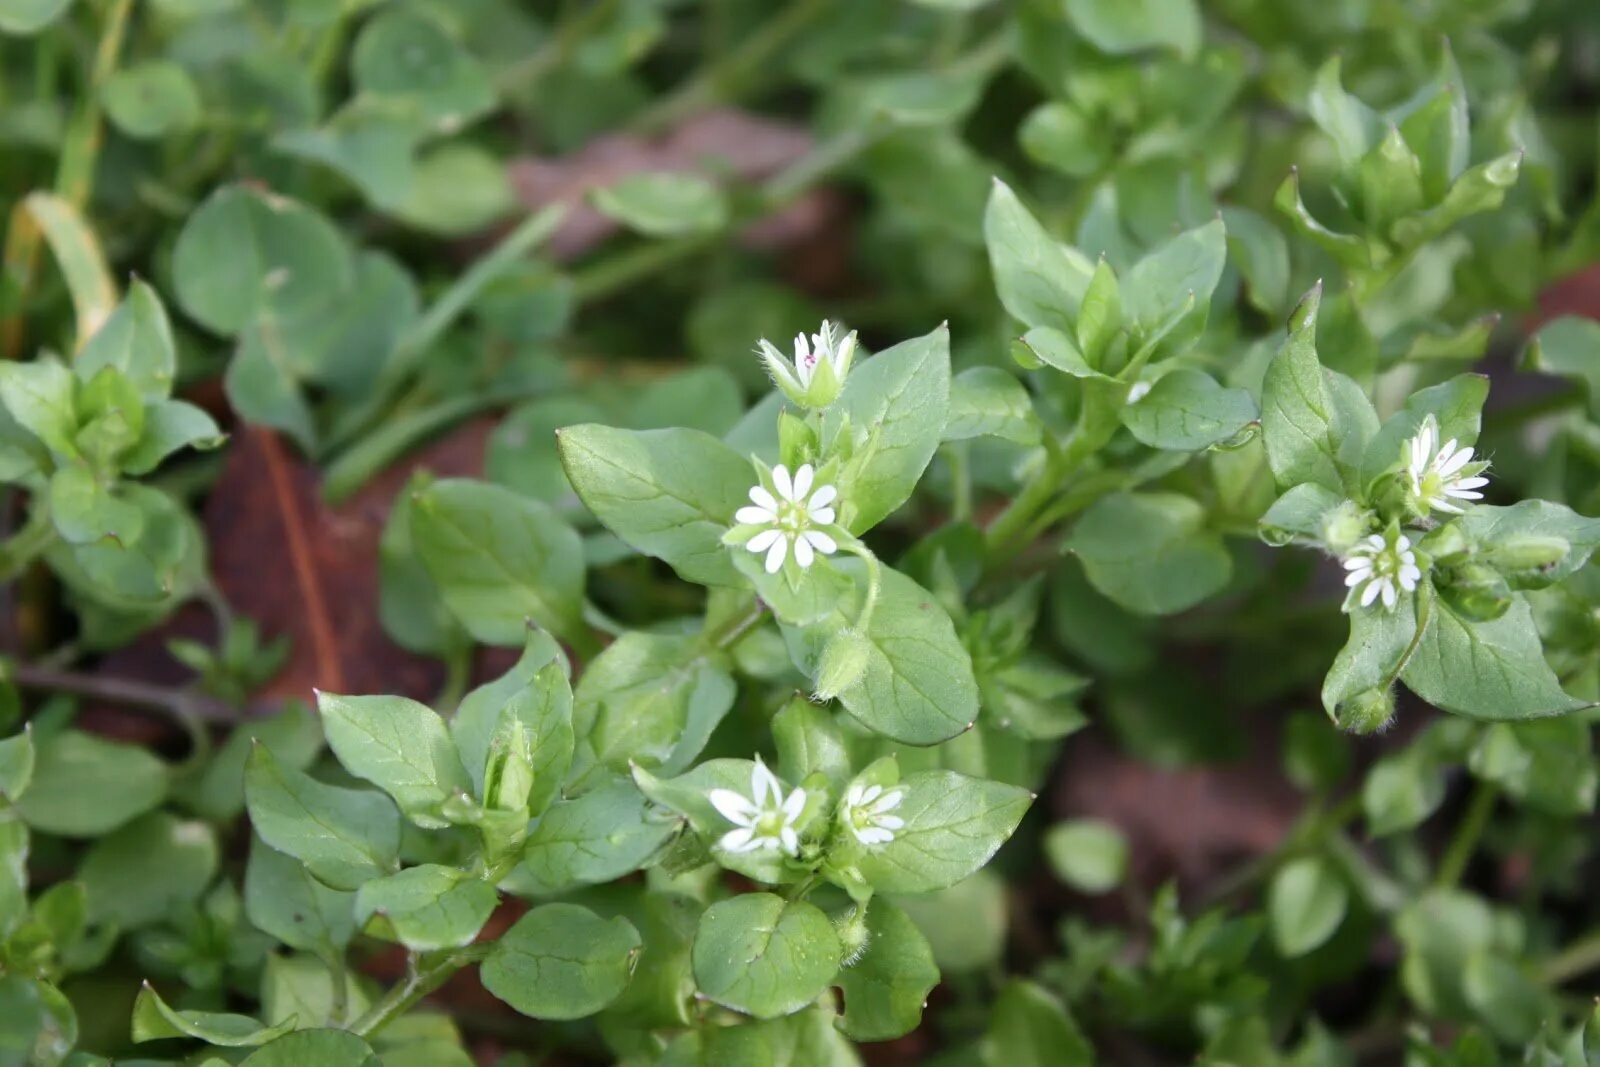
[350,945,491,1039]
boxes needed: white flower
[709,759,807,856]
[1342,530,1422,611]
[1406,416,1489,516]
[735,463,840,574]
[757,320,857,407]
[839,782,905,847]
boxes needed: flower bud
[835,906,872,967]
[1485,534,1570,589]
[778,411,817,468]
[814,628,871,701]
[1439,562,1512,623]
[1336,687,1395,735]
[1319,500,1372,556]
[484,717,534,814]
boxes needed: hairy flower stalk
[1405,416,1489,517]
[757,320,857,408]
[1342,529,1422,611]
[709,759,807,855]
[730,462,840,574]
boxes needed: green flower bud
[777,411,818,469]
[1485,534,1570,589]
[757,321,856,410]
[1336,687,1395,735]
[1439,562,1512,623]
[1320,500,1372,556]
[835,905,871,967]
[814,628,871,701]
[484,717,534,814]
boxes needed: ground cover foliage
[4,0,1600,1064]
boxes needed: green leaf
[981,980,1093,1067]
[1043,819,1128,894]
[772,699,851,788]
[1120,369,1257,451]
[1359,374,1488,490]
[410,478,586,645]
[984,179,1093,334]
[350,8,495,132]
[0,357,77,458]
[1527,316,1600,419]
[559,424,753,587]
[1363,750,1444,836]
[16,730,167,837]
[271,100,420,210]
[572,631,736,780]
[394,144,517,236]
[0,0,73,35]
[1401,596,1587,720]
[121,400,224,475]
[692,894,841,1019]
[1268,856,1348,957]
[1019,102,1108,179]
[173,185,353,337]
[945,367,1040,445]
[244,835,356,954]
[591,173,728,237]
[78,812,217,929]
[317,692,470,829]
[1470,718,1597,816]
[240,1030,380,1067]
[102,61,202,139]
[1063,0,1199,57]
[481,903,642,1020]
[354,865,497,951]
[1261,285,1376,494]
[132,984,294,1047]
[450,630,569,804]
[1221,206,1289,314]
[260,954,372,1030]
[1323,592,1420,720]
[821,324,951,533]
[785,564,978,745]
[698,1004,861,1065]
[225,325,317,449]
[0,727,33,802]
[244,746,400,891]
[833,898,939,1040]
[854,770,1032,894]
[1066,492,1232,616]
[1458,501,1600,585]
[180,701,322,823]
[1122,219,1226,349]
[75,280,176,402]
[1258,483,1343,547]
[506,780,676,896]
[1308,58,1380,168]
[49,466,143,546]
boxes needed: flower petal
[780,826,799,855]
[874,789,903,812]
[782,786,807,821]
[751,760,783,807]
[792,464,814,500]
[748,486,779,512]
[746,528,781,553]
[1381,581,1397,609]
[809,507,836,526]
[1360,580,1382,607]
[719,827,758,853]
[793,536,814,569]
[710,788,757,824]
[809,484,838,510]
[764,535,788,574]
[736,505,777,525]
[875,815,905,830]
[771,464,794,501]
[803,529,838,555]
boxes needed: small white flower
[757,320,857,407]
[1405,416,1489,516]
[839,782,905,847]
[709,759,808,856]
[1342,530,1422,611]
[735,463,840,574]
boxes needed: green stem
[947,442,972,523]
[630,0,833,134]
[54,0,133,206]
[841,539,882,632]
[1433,780,1496,889]
[1542,926,1600,986]
[350,945,491,1039]
[0,508,57,581]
